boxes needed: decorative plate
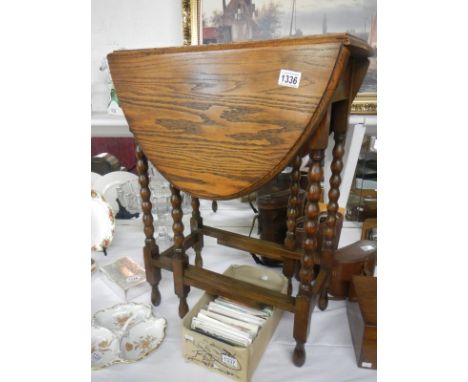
[91,303,166,370]
[91,172,103,189]
[93,302,152,334]
[93,171,139,214]
[91,190,115,252]
[91,325,119,369]
[91,258,97,273]
[120,317,166,362]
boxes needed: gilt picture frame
[182,0,376,114]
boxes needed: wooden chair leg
[190,197,204,268]
[293,149,323,367]
[136,145,161,306]
[170,184,190,318]
[283,154,302,296]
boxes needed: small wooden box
[330,240,377,298]
[346,275,377,369]
[181,265,286,382]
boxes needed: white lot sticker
[360,245,375,252]
[361,362,373,368]
[126,275,141,283]
[278,69,302,88]
[221,353,239,369]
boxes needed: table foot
[179,297,189,318]
[318,290,328,311]
[151,286,161,306]
[293,341,306,367]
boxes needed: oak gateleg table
[108,33,373,367]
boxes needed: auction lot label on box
[222,353,239,369]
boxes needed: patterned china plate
[93,303,152,334]
[91,303,166,370]
[91,326,119,369]
[91,190,115,252]
[120,316,166,362]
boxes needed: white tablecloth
[92,200,376,382]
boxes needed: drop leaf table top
[108,33,373,200]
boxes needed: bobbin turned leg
[283,155,302,296]
[190,197,204,268]
[319,101,349,311]
[293,149,324,367]
[170,184,190,318]
[136,145,161,306]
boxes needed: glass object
[116,181,142,214]
[151,185,172,243]
[115,162,184,243]
[345,135,377,222]
[148,163,173,244]
[116,186,126,207]
[99,257,148,301]
[181,191,192,214]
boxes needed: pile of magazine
[191,297,273,347]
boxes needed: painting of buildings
[201,0,376,92]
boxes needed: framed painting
[182,0,377,114]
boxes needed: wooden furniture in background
[108,33,373,367]
[329,240,377,298]
[347,275,377,369]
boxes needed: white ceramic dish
[93,302,152,334]
[91,190,115,252]
[91,172,103,189]
[120,316,166,361]
[91,303,166,370]
[93,171,139,213]
[91,325,120,369]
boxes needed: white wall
[92,0,183,85]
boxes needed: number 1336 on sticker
[278,69,301,88]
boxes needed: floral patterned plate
[91,303,167,370]
[93,302,152,335]
[91,190,115,252]
[91,325,119,369]
[120,316,166,362]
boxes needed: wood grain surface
[108,34,371,199]
[347,275,377,369]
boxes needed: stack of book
[191,297,273,347]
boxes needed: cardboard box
[182,265,287,382]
